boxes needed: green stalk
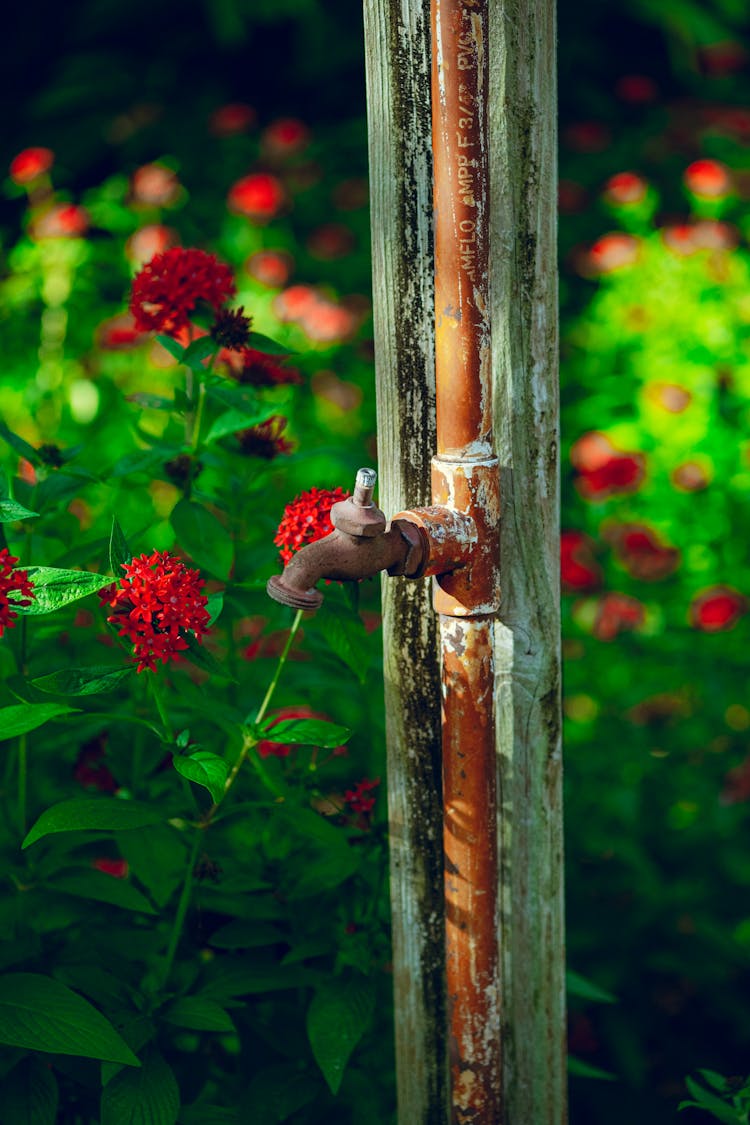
[149,674,173,743]
[160,827,202,988]
[18,733,27,837]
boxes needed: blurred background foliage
[3,0,750,1121]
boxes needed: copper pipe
[432,0,492,462]
[431,0,501,1120]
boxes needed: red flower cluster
[130,248,235,336]
[74,737,119,793]
[344,777,380,820]
[228,173,286,221]
[0,549,35,637]
[606,524,680,582]
[274,486,349,566]
[210,102,257,136]
[273,284,358,343]
[593,592,645,641]
[615,74,658,104]
[32,204,89,240]
[586,232,639,274]
[131,163,180,207]
[262,118,310,157]
[690,586,746,633]
[571,432,645,500]
[10,146,54,185]
[561,531,601,592]
[222,346,301,387]
[101,551,210,673]
[237,416,294,459]
[246,249,294,288]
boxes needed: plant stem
[149,674,173,742]
[190,381,207,453]
[18,733,27,837]
[161,827,202,988]
[204,608,303,822]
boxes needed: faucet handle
[330,467,386,538]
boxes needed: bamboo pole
[363,2,448,1122]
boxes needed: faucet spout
[266,468,429,610]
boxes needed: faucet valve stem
[353,467,377,507]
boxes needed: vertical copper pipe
[431,0,501,1121]
[432,0,492,461]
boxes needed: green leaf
[31,665,133,696]
[181,633,235,681]
[0,1055,59,1125]
[179,1107,238,1125]
[205,593,223,626]
[0,973,139,1065]
[116,826,187,909]
[126,393,176,411]
[567,1056,616,1081]
[110,517,133,576]
[205,406,275,445]
[183,337,217,371]
[257,717,351,749]
[101,1048,179,1125]
[155,335,185,362]
[241,1063,319,1123]
[683,1077,741,1124]
[0,498,39,523]
[0,421,41,465]
[50,870,157,914]
[172,751,228,804]
[312,601,369,684]
[162,997,234,1032]
[0,702,79,741]
[19,567,111,615]
[306,976,375,1095]
[247,331,294,356]
[169,499,233,580]
[23,798,163,849]
[200,960,313,1000]
[566,970,616,1005]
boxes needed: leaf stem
[254,608,303,728]
[18,733,27,837]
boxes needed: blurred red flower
[228,173,285,221]
[130,247,235,335]
[587,232,639,273]
[571,433,645,499]
[0,549,35,637]
[307,223,355,260]
[561,531,601,592]
[274,284,321,322]
[74,738,119,793]
[101,550,210,673]
[236,415,295,459]
[684,159,732,198]
[604,172,647,205]
[126,224,178,264]
[131,163,180,207]
[690,587,746,633]
[672,461,710,492]
[222,347,302,387]
[606,524,680,581]
[32,203,89,239]
[274,486,350,566]
[210,102,257,136]
[92,857,129,879]
[564,121,611,153]
[721,756,750,805]
[10,146,54,184]
[246,249,294,288]
[98,313,148,350]
[615,74,658,103]
[593,593,645,641]
[262,118,310,157]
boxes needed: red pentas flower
[246,249,294,288]
[227,173,285,221]
[101,550,210,673]
[605,524,680,582]
[344,778,380,829]
[587,232,639,274]
[684,159,732,198]
[690,586,746,633]
[130,248,235,335]
[604,172,647,205]
[0,549,35,637]
[262,118,310,157]
[10,146,54,184]
[131,163,180,207]
[593,592,645,641]
[223,347,302,387]
[615,74,658,103]
[92,857,129,879]
[561,531,601,592]
[274,487,350,566]
[32,204,89,240]
[210,102,257,136]
[236,416,294,459]
[571,432,645,500]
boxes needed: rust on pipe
[431,0,501,1120]
[442,614,500,1125]
[432,0,492,461]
